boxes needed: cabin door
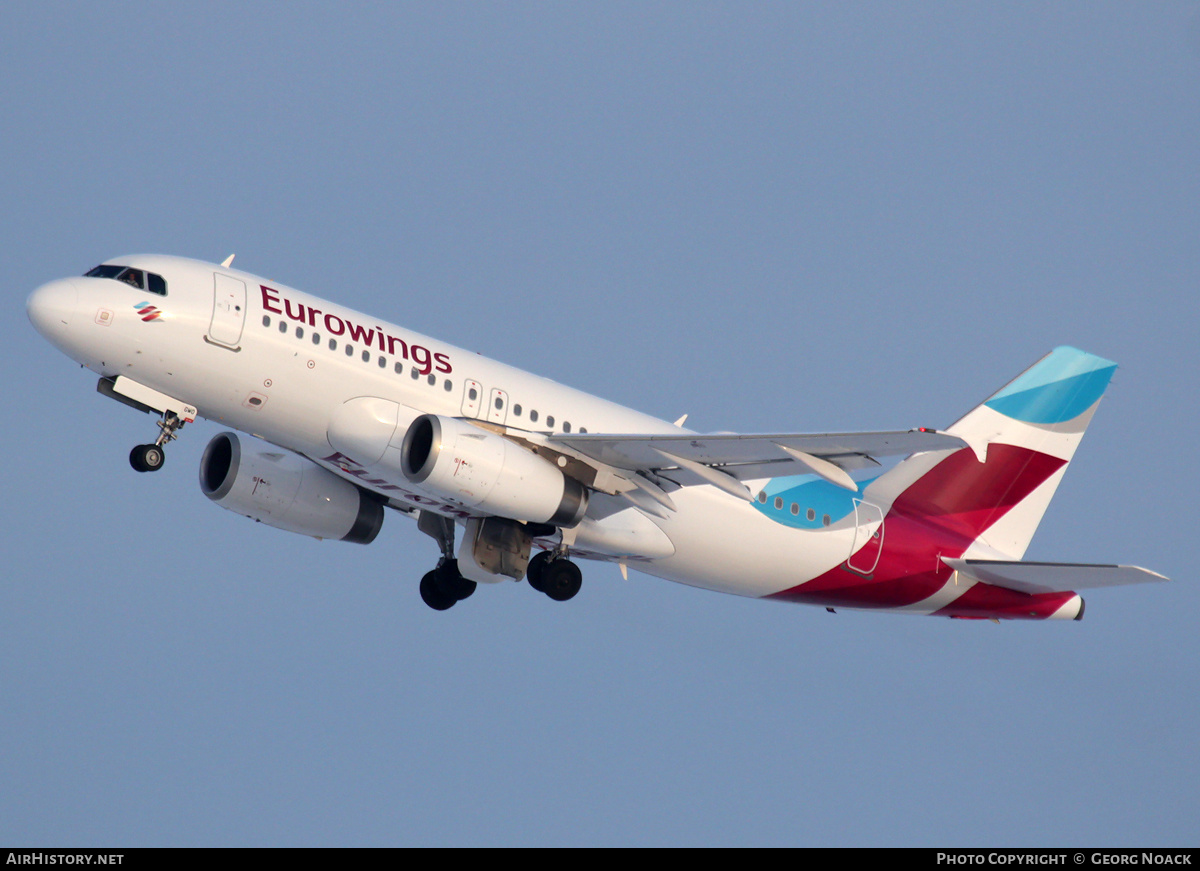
[208,273,247,349]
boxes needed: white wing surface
[549,429,967,488]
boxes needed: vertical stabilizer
[868,347,1117,559]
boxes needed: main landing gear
[415,511,584,610]
[129,410,187,473]
[526,550,583,602]
[419,559,477,611]
[416,511,477,611]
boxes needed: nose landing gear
[129,410,186,473]
[96,377,196,474]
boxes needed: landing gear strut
[526,549,583,602]
[129,410,186,473]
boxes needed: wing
[943,558,1169,596]
[539,428,967,508]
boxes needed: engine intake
[200,432,383,543]
[400,414,588,527]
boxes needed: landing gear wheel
[436,560,476,601]
[526,551,552,593]
[420,560,477,610]
[420,570,457,611]
[129,444,165,473]
[542,558,583,602]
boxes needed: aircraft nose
[27,279,79,339]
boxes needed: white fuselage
[29,254,855,601]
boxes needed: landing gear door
[208,273,247,349]
[461,380,483,418]
[846,499,884,576]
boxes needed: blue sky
[2,2,1196,846]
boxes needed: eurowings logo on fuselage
[259,285,453,375]
[134,301,163,321]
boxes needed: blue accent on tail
[984,346,1116,424]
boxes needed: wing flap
[944,558,1169,596]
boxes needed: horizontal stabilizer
[943,558,1168,596]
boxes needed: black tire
[436,560,476,601]
[542,559,582,602]
[526,551,552,592]
[419,570,456,611]
[129,444,165,473]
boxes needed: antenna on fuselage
[221,254,235,268]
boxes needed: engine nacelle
[400,414,588,527]
[199,432,384,543]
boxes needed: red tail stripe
[769,445,1071,618]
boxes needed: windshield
[85,264,167,296]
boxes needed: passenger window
[444,380,452,392]
[279,321,287,333]
[345,344,354,356]
[427,374,436,385]
[378,356,386,368]
[262,315,271,327]
[807,508,816,521]
[563,422,571,433]
[312,333,321,345]
[329,338,337,350]
[495,397,504,410]
[579,427,587,433]
[394,362,404,375]
[362,350,370,362]
[758,492,767,504]
[411,369,420,380]
[546,416,555,428]
[774,497,784,510]
[530,410,539,423]
[790,503,799,516]
[513,404,522,416]
[295,326,304,339]
[468,388,478,401]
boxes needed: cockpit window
[84,264,167,296]
[119,268,145,290]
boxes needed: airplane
[26,254,1167,619]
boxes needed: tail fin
[868,347,1117,559]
